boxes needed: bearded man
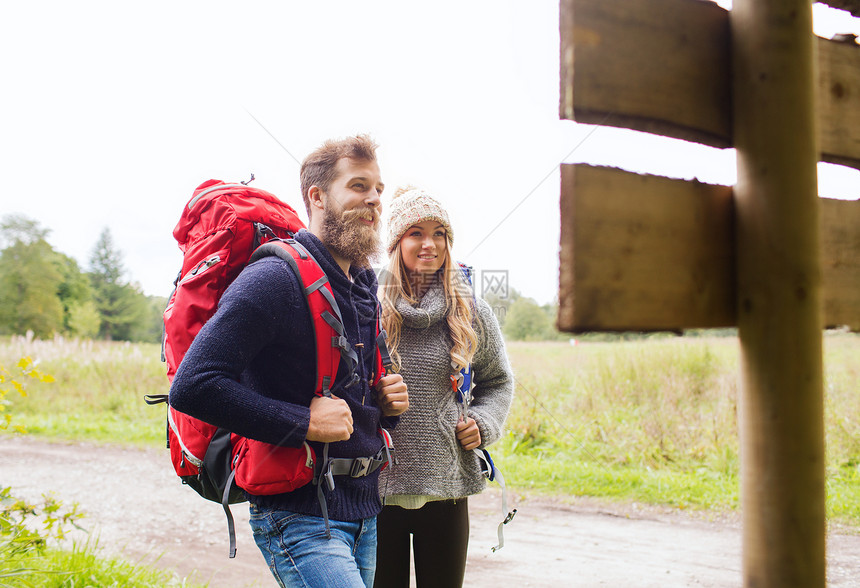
[170,134,408,587]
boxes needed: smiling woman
[382,186,457,300]
[376,185,514,587]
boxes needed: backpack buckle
[350,457,371,477]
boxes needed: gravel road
[2,436,858,587]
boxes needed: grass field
[2,332,859,526]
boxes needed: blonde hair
[380,244,479,373]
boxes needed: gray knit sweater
[379,277,514,502]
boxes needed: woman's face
[399,220,448,276]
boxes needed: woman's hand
[456,417,482,451]
[375,373,409,416]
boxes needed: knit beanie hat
[385,186,454,254]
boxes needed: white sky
[1,1,858,304]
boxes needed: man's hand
[456,417,481,451]
[306,395,353,442]
[375,373,408,417]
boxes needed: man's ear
[307,186,325,215]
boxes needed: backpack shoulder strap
[449,260,516,550]
[250,238,358,397]
[373,303,393,386]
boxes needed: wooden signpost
[559,0,860,586]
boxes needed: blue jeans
[249,504,377,587]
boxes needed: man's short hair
[300,134,379,216]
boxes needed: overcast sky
[2,1,858,304]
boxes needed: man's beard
[320,203,382,269]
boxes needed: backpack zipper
[187,184,246,209]
[180,255,222,284]
[167,409,204,468]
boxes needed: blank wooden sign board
[559,0,860,334]
[558,0,860,586]
[559,166,860,332]
[559,165,736,331]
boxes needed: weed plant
[2,488,188,587]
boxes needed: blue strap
[457,365,472,403]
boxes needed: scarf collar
[395,272,447,330]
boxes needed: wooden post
[731,1,825,586]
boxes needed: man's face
[318,157,384,268]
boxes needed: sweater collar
[396,273,447,329]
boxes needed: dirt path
[2,436,858,587]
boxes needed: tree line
[484,289,569,342]
[0,215,165,343]
[0,213,570,344]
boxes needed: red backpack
[146,179,387,557]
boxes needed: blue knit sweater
[169,230,394,522]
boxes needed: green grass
[499,454,740,511]
[0,337,168,446]
[493,334,860,525]
[2,332,860,528]
[1,539,201,587]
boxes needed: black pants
[374,498,470,588]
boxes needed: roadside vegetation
[2,332,859,529]
[0,354,204,587]
[502,334,860,524]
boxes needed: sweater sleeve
[468,298,514,448]
[168,258,312,447]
